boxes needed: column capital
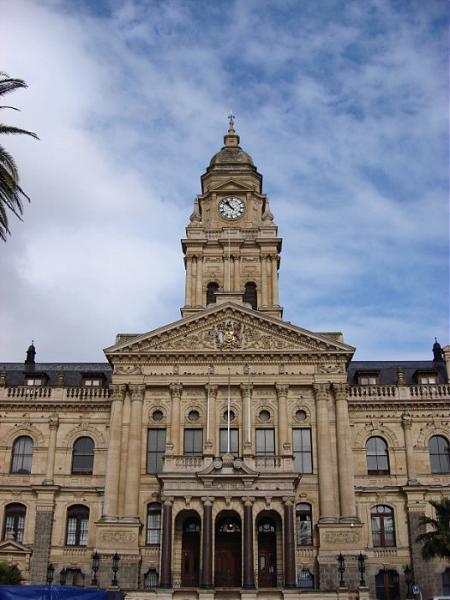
[332,382,349,400]
[313,382,331,400]
[169,382,183,398]
[111,383,127,401]
[401,413,413,428]
[282,496,295,506]
[240,383,253,396]
[205,384,218,398]
[275,383,289,397]
[130,383,146,400]
[242,496,255,506]
[201,496,214,506]
[48,414,59,429]
[161,496,174,506]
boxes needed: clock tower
[181,118,283,319]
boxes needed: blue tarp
[0,586,108,600]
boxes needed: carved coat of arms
[215,320,242,350]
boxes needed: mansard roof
[0,362,112,386]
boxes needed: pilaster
[103,384,126,518]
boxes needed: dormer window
[83,378,102,387]
[417,372,439,385]
[357,372,379,385]
[25,377,43,386]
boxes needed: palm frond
[0,125,39,139]
[0,74,28,97]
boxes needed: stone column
[233,255,240,291]
[271,254,279,305]
[169,383,182,454]
[196,256,203,306]
[333,383,357,521]
[104,384,126,517]
[314,383,337,522]
[402,413,417,483]
[276,384,289,455]
[266,254,272,304]
[243,498,255,588]
[261,256,268,305]
[201,497,213,587]
[240,383,253,455]
[283,498,296,588]
[160,498,173,588]
[43,415,59,484]
[185,256,192,306]
[124,384,145,517]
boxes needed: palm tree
[0,72,38,241]
[416,498,450,560]
[0,561,22,584]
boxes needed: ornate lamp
[357,553,366,587]
[337,553,346,587]
[59,567,67,586]
[111,552,120,587]
[46,563,54,585]
[91,551,100,586]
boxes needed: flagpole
[206,365,212,442]
[227,368,231,453]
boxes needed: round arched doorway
[215,512,242,587]
[257,516,277,587]
[181,515,201,587]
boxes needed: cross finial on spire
[228,112,235,131]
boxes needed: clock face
[218,196,245,220]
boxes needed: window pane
[147,429,166,473]
[220,429,239,454]
[184,429,202,455]
[11,437,33,474]
[67,517,77,545]
[293,429,312,474]
[79,518,89,546]
[147,505,161,545]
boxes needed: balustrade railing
[65,387,111,399]
[410,384,450,398]
[254,455,283,468]
[348,383,450,400]
[2,385,111,400]
[7,386,52,398]
[348,385,397,398]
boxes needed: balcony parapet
[163,455,205,471]
[348,383,450,401]
[1,386,111,401]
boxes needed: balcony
[0,386,111,401]
[348,383,450,401]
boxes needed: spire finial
[228,112,235,132]
[25,340,36,366]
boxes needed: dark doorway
[215,513,242,587]
[375,569,400,600]
[206,282,219,305]
[257,517,277,587]
[181,516,201,587]
[243,282,257,309]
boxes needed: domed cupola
[201,116,262,193]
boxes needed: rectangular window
[256,429,275,455]
[293,428,312,473]
[358,374,378,385]
[184,429,203,456]
[25,378,43,386]
[147,429,166,474]
[220,429,239,455]
[418,374,438,384]
[83,378,101,387]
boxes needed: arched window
[366,436,390,475]
[443,568,450,595]
[243,282,257,309]
[375,569,400,600]
[296,503,312,546]
[146,503,161,545]
[298,568,314,589]
[429,435,450,473]
[11,436,33,474]
[206,282,219,305]
[3,503,26,543]
[66,505,89,546]
[144,568,158,589]
[71,437,95,475]
[371,505,395,547]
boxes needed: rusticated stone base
[29,511,54,583]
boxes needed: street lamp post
[59,567,67,586]
[46,563,54,585]
[357,552,366,587]
[111,552,120,587]
[91,551,100,586]
[337,553,346,588]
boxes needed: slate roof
[0,363,112,387]
[347,360,447,385]
[0,360,446,387]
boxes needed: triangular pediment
[0,538,31,554]
[206,179,258,193]
[105,303,354,358]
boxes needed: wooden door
[181,531,200,587]
[215,537,241,587]
[258,538,276,586]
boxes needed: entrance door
[215,515,241,587]
[258,518,277,587]
[375,570,400,600]
[181,517,200,587]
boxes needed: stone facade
[0,123,449,600]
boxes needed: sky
[0,0,448,363]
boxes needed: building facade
[0,123,449,600]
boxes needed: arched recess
[243,282,257,309]
[174,509,201,588]
[215,510,242,587]
[206,282,219,305]
[256,510,282,588]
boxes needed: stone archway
[215,511,242,587]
